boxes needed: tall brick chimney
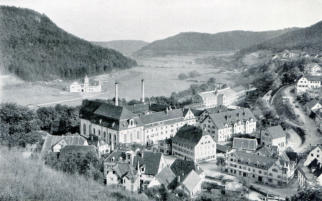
[141,79,145,103]
[115,82,119,106]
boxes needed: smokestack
[141,79,145,103]
[115,82,118,106]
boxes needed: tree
[178,73,188,80]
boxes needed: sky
[1,0,322,42]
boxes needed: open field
[0,51,240,107]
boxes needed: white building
[70,75,102,93]
[200,108,256,143]
[172,125,216,163]
[304,145,322,166]
[195,87,240,108]
[296,75,322,94]
[261,125,287,152]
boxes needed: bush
[178,73,188,80]
[188,70,201,78]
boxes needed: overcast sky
[1,0,322,42]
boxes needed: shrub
[178,73,188,80]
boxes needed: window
[83,123,86,134]
[93,128,96,134]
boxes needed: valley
[0,51,240,107]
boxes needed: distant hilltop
[92,40,148,56]
[134,29,296,57]
[0,6,137,81]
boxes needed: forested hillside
[239,20,322,54]
[134,29,295,57]
[0,6,137,81]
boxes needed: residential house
[40,134,88,157]
[304,145,322,167]
[147,166,176,189]
[198,105,230,122]
[200,108,256,143]
[177,170,203,197]
[195,87,239,108]
[226,151,296,186]
[296,75,322,95]
[133,151,168,187]
[256,146,279,158]
[297,159,322,189]
[305,99,322,114]
[158,138,172,155]
[105,162,140,192]
[232,137,258,152]
[172,125,216,163]
[170,158,205,182]
[261,125,287,152]
[87,134,110,157]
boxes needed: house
[296,75,322,95]
[40,134,88,157]
[226,150,296,186]
[170,158,205,181]
[232,137,258,152]
[177,170,203,197]
[147,166,176,189]
[172,125,216,163]
[198,105,230,122]
[133,151,168,187]
[304,145,322,167]
[256,146,278,158]
[261,125,287,152]
[87,134,110,157]
[200,108,256,143]
[105,162,140,192]
[194,87,238,108]
[305,99,322,114]
[158,138,172,155]
[297,159,322,188]
[70,75,101,93]
[305,63,322,76]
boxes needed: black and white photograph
[0,0,322,200]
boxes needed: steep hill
[0,6,137,81]
[134,29,295,57]
[93,40,148,56]
[239,20,322,54]
[0,147,148,201]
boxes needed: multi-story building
[200,108,256,143]
[260,125,287,152]
[69,75,101,93]
[172,125,216,163]
[296,75,322,94]
[226,151,296,186]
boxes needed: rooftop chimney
[141,79,145,103]
[115,82,119,106]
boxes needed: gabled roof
[109,162,138,181]
[301,75,322,82]
[206,108,256,129]
[124,103,150,114]
[60,145,97,156]
[134,151,163,176]
[140,109,185,125]
[172,125,204,148]
[170,159,200,182]
[181,170,202,193]
[230,151,277,170]
[264,125,286,139]
[155,167,176,187]
[204,105,229,114]
[52,135,87,148]
[94,103,136,120]
[256,146,278,158]
[232,137,258,151]
[104,150,127,163]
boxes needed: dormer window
[129,119,135,127]
[141,167,145,172]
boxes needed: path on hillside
[279,85,322,152]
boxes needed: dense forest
[239,20,322,55]
[134,29,295,57]
[0,6,137,81]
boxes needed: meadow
[0,51,240,107]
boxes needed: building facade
[70,75,101,93]
[226,151,296,186]
[296,75,322,94]
[261,125,287,152]
[172,125,216,163]
[200,108,256,143]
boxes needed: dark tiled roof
[60,145,97,156]
[230,151,276,170]
[205,105,229,114]
[256,146,278,158]
[109,162,138,181]
[172,125,203,148]
[140,109,185,125]
[206,108,256,129]
[233,137,258,151]
[94,103,136,120]
[170,159,197,181]
[155,167,176,187]
[303,75,322,82]
[124,103,150,114]
[134,151,162,176]
[216,144,230,153]
[264,125,286,139]
[190,109,203,117]
[104,150,127,163]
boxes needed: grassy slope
[0,6,137,81]
[0,148,148,201]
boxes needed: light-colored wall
[304,147,322,166]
